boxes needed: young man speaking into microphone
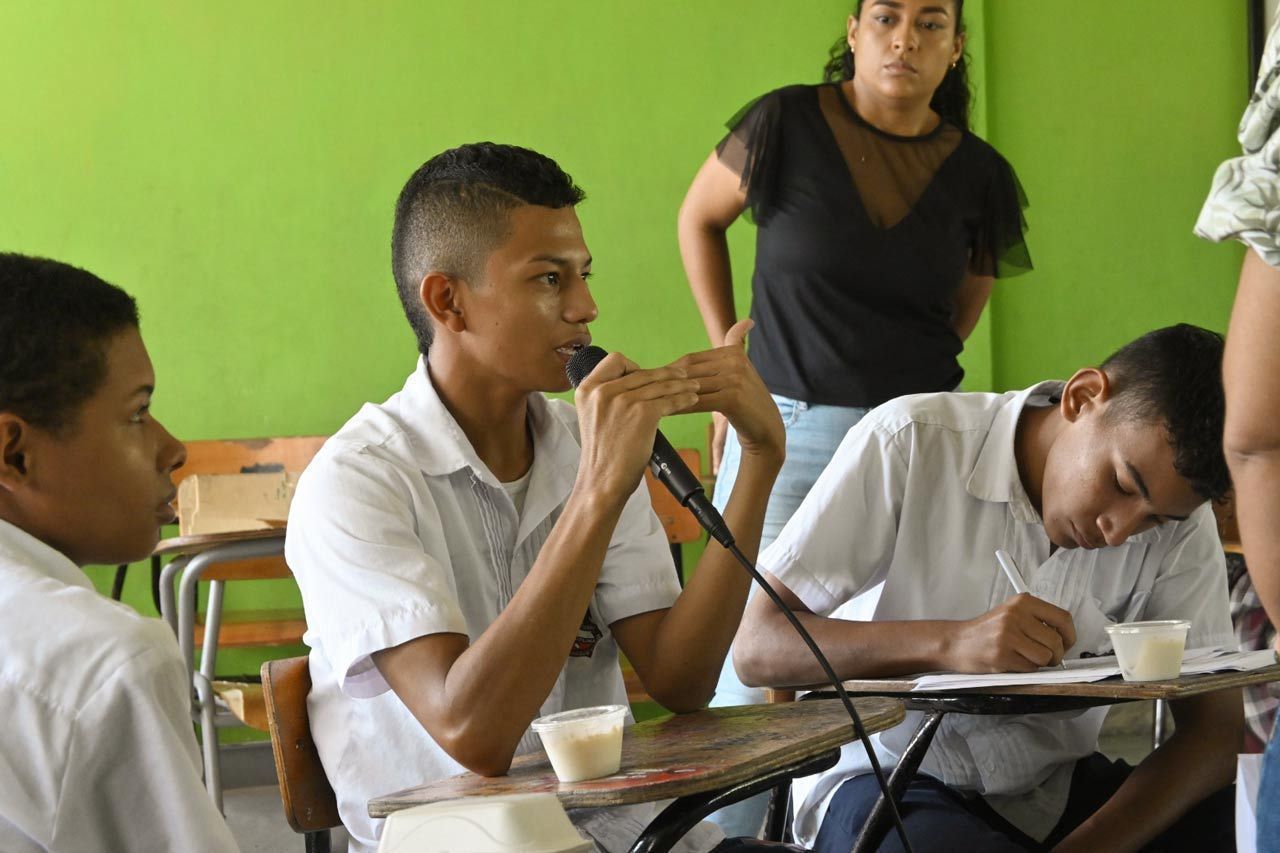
[285,143,786,853]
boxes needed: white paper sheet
[898,647,1277,692]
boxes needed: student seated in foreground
[285,143,788,852]
[735,324,1241,853]
[0,254,239,853]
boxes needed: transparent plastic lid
[530,704,627,732]
[1104,620,1190,635]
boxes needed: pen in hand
[995,549,1068,670]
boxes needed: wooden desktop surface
[830,663,1280,701]
[153,526,286,557]
[368,696,903,818]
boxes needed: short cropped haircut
[391,142,586,354]
[0,254,139,435]
[1101,323,1230,502]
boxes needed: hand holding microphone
[566,345,736,547]
[564,348,703,515]
[565,323,782,549]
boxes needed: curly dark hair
[391,142,586,354]
[1101,324,1230,503]
[822,0,972,131]
[0,253,139,434]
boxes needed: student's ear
[418,272,467,335]
[1060,368,1110,424]
[846,14,858,51]
[0,414,31,494]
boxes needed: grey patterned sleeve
[1195,19,1280,268]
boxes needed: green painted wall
[1,0,1251,722]
[982,0,1249,389]
[0,1,853,695]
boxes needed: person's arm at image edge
[1049,689,1242,853]
[678,151,749,475]
[1223,247,1280,637]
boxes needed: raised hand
[672,319,784,468]
[947,593,1078,672]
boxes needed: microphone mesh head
[565,345,608,388]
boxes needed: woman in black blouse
[677,0,1030,836]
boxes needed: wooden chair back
[643,448,704,545]
[1213,493,1242,555]
[169,436,327,581]
[262,656,341,834]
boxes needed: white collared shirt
[762,382,1234,845]
[0,519,239,853]
[286,358,722,853]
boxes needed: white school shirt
[0,519,239,853]
[286,358,722,853]
[761,383,1234,846]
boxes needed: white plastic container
[530,704,627,783]
[1105,620,1191,681]
[377,793,593,852]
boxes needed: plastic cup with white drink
[1104,619,1191,681]
[530,704,627,783]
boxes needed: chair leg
[194,672,224,812]
[763,779,791,842]
[852,710,946,853]
[1152,698,1167,749]
[198,581,227,810]
[150,553,163,614]
[304,829,331,853]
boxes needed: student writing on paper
[0,255,239,853]
[735,325,1240,852]
[285,144,788,853]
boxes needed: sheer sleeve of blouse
[716,90,785,224]
[1195,20,1280,267]
[969,154,1032,278]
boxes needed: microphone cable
[722,540,913,853]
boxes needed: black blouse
[717,84,1031,408]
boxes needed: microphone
[565,345,735,549]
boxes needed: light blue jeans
[1261,711,1280,852]
[707,395,871,839]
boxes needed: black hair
[1101,324,1230,503]
[822,0,972,131]
[391,142,586,354]
[0,253,139,434]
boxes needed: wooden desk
[369,698,903,853]
[154,526,285,557]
